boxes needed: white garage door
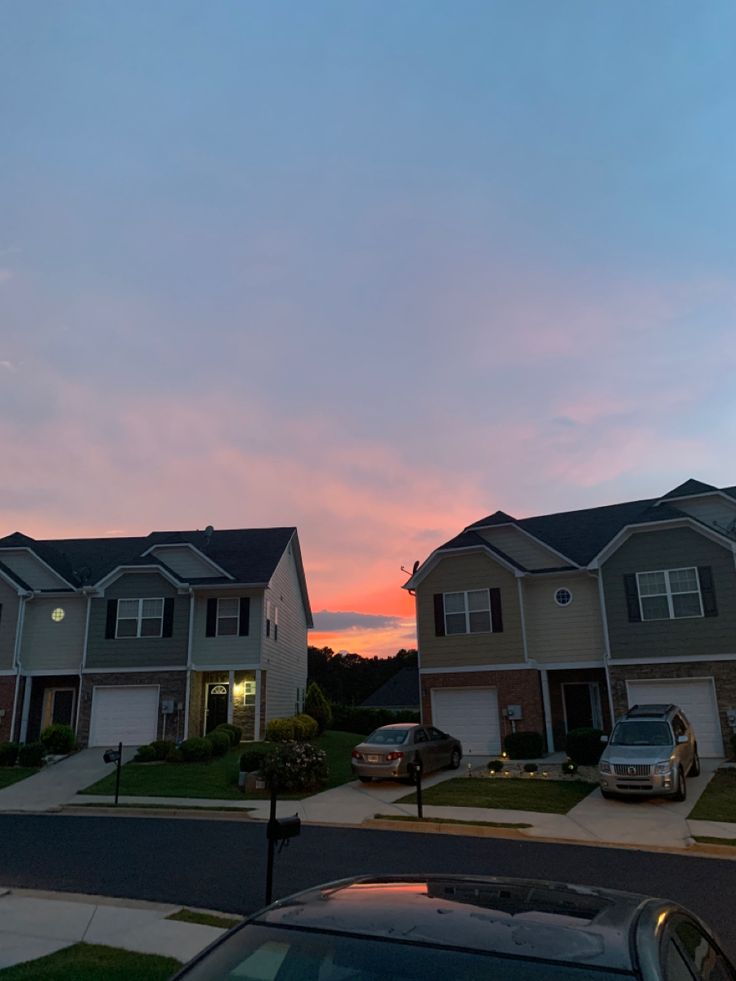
[89,686,159,747]
[626,679,724,757]
[431,687,500,756]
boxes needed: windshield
[364,729,410,745]
[178,923,634,981]
[610,721,673,747]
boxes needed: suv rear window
[611,721,672,746]
[364,729,410,745]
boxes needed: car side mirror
[600,734,608,743]
[677,735,688,744]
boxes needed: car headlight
[654,762,672,775]
[599,762,611,774]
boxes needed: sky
[1,2,735,658]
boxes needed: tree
[304,681,333,734]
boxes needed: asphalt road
[1,815,734,959]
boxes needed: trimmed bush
[18,742,44,767]
[329,704,420,735]
[260,741,328,792]
[561,759,578,775]
[487,759,504,773]
[293,714,319,741]
[565,727,605,766]
[180,737,213,763]
[39,723,75,755]
[150,740,175,761]
[523,762,539,774]
[240,746,269,773]
[0,742,19,767]
[304,682,332,735]
[503,730,544,760]
[215,723,241,746]
[265,717,296,743]
[134,744,158,763]
[167,748,185,764]
[206,729,231,757]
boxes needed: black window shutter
[490,587,503,632]
[206,599,217,637]
[162,597,174,637]
[433,594,445,636]
[624,574,641,622]
[698,566,718,617]
[0,603,3,627]
[105,599,118,639]
[239,597,250,636]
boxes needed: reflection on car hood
[601,746,673,764]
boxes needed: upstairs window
[116,598,164,638]
[636,567,703,620]
[444,590,491,634]
[216,598,239,636]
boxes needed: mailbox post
[407,756,423,820]
[264,782,301,906]
[103,742,123,806]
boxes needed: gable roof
[658,478,717,500]
[361,665,420,709]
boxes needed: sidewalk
[0,887,229,971]
[0,748,136,812]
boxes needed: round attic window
[554,588,573,607]
[51,607,65,622]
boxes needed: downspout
[516,574,529,663]
[75,590,93,738]
[593,569,617,728]
[9,592,30,742]
[17,593,35,743]
[183,589,194,742]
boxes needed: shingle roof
[437,530,528,572]
[659,478,717,500]
[362,666,420,709]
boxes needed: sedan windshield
[364,729,409,745]
[610,721,673,746]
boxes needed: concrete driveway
[0,748,136,812]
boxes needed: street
[0,814,734,959]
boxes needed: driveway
[0,748,136,812]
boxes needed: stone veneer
[0,676,16,742]
[77,671,188,746]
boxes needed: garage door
[88,686,159,747]
[431,687,500,756]
[626,679,724,757]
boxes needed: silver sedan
[351,723,462,783]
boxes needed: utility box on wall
[505,705,523,720]
[161,699,175,715]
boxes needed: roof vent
[203,525,214,547]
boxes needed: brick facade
[77,671,188,746]
[0,676,16,742]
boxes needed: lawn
[80,731,363,800]
[374,813,531,828]
[397,777,597,813]
[0,768,39,790]
[0,943,179,980]
[688,770,736,823]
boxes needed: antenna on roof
[203,525,214,548]
[401,560,420,576]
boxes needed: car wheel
[449,749,461,770]
[358,776,372,784]
[689,751,701,778]
[673,769,687,802]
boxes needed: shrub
[150,740,175,761]
[561,759,578,775]
[206,730,231,757]
[39,723,75,755]
[18,742,44,767]
[180,737,213,763]
[329,704,420,735]
[134,744,158,763]
[240,746,269,773]
[523,762,539,774]
[260,741,328,791]
[0,742,19,767]
[730,732,736,761]
[503,730,544,760]
[293,714,319,741]
[215,723,241,746]
[565,727,605,766]
[265,717,296,743]
[167,748,185,764]
[304,682,332,735]
[487,759,504,773]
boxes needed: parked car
[598,703,700,801]
[350,723,462,782]
[172,873,736,980]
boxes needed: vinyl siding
[669,496,736,533]
[523,574,604,664]
[417,552,524,670]
[0,550,69,589]
[191,592,262,668]
[261,544,308,722]
[0,581,20,671]
[86,573,188,670]
[476,527,565,570]
[20,596,87,672]
[602,527,736,660]
[149,546,225,579]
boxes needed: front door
[205,683,229,734]
[42,688,75,730]
[562,683,602,732]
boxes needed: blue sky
[1,2,735,655]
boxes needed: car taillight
[351,750,363,760]
[385,751,404,762]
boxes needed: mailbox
[267,815,301,841]
[103,748,121,764]
[407,758,423,784]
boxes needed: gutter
[183,589,195,741]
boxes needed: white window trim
[636,567,704,621]
[554,588,573,607]
[216,597,240,636]
[116,597,165,638]
[444,589,492,636]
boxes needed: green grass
[0,943,179,980]
[79,731,363,801]
[397,777,597,813]
[0,768,39,790]
[694,836,736,847]
[688,770,736,823]
[167,908,242,929]
[374,813,532,828]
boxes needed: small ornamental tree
[304,682,332,735]
[260,742,328,792]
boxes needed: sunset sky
[2,2,735,658]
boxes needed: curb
[61,805,257,822]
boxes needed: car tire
[689,750,701,778]
[449,749,461,770]
[673,769,687,802]
[358,776,372,784]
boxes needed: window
[265,600,271,638]
[637,567,703,620]
[444,590,491,634]
[663,916,734,981]
[554,588,573,607]
[216,598,239,636]
[116,598,164,638]
[51,607,65,622]
[243,679,256,706]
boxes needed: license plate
[367,755,379,763]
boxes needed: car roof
[254,874,654,972]
[623,703,678,720]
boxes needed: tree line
[307,646,417,705]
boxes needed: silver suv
[598,703,700,802]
